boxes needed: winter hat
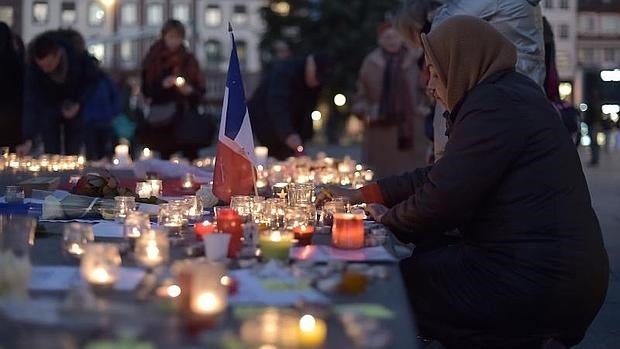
[420,15,517,111]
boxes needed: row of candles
[0,152,86,173]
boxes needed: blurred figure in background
[18,31,102,155]
[248,53,332,160]
[140,19,206,160]
[0,22,24,151]
[82,72,121,161]
[353,22,428,178]
[397,0,545,161]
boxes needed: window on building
[172,4,190,24]
[236,40,248,68]
[61,2,77,25]
[580,48,594,64]
[121,3,138,26]
[232,5,248,25]
[559,0,569,9]
[88,44,105,62]
[120,40,136,63]
[586,16,595,32]
[205,39,223,65]
[32,1,49,24]
[0,6,13,27]
[556,50,570,72]
[146,3,164,26]
[544,0,553,9]
[604,48,615,62]
[205,5,222,27]
[88,2,105,26]
[601,16,617,34]
[559,24,569,39]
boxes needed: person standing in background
[396,0,546,160]
[17,31,102,155]
[0,22,24,151]
[353,22,428,178]
[140,19,206,160]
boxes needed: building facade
[0,0,23,35]
[19,0,266,74]
[577,0,620,69]
[541,0,578,82]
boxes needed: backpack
[83,76,121,125]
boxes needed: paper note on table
[92,221,125,238]
[29,266,145,291]
[229,269,329,306]
[290,245,397,263]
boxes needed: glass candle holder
[181,173,195,190]
[230,195,253,219]
[4,185,25,203]
[321,199,348,226]
[123,211,151,239]
[331,213,365,249]
[216,208,243,258]
[80,243,122,287]
[114,196,136,223]
[172,259,195,313]
[259,230,293,261]
[262,198,286,229]
[271,182,289,201]
[136,182,152,198]
[184,195,203,222]
[158,203,184,236]
[190,262,228,316]
[146,179,163,197]
[288,183,315,206]
[63,223,95,258]
[0,146,9,159]
[135,229,169,269]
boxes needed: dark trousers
[84,123,114,160]
[41,115,83,155]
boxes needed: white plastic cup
[204,233,231,261]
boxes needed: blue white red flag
[213,25,256,203]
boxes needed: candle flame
[167,284,181,298]
[146,240,160,260]
[270,231,282,242]
[299,314,317,332]
[196,292,218,312]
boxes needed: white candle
[115,144,129,156]
[68,243,84,256]
[141,147,152,159]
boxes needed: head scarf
[420,15,517,111]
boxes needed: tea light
[259,230,293,261]
[158,203,185,235]
[195,220,216,240]
[63,223,95,258]
[299,314,327,347]
[147,179,163,197]
[114,196,136,223]
[182,173,194,189]
[254,146,269,165]
[230,195,253,218]
[216,208,243,258]
[80,243,121,287]
[115,144,129,156]
[184,195,203,221]
[190,262,228,316]
[136,182,152,198]
[175,76,186,87]
[135,230,169,269]
[141,147,152,160]
[293,224,315,246]
[123,211,150,239]
[331,213,364,249]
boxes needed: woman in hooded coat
[320,16,608,348]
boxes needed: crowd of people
[0,0,612,347]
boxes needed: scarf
[420,15,517,111]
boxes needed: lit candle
[147,179,163,197]
[141,147,152,159]
[68,243,85,256]
[254,146,269,165]
[182,173,194,189]
[175,76,186,87]
[135,230,169,269]
[92,266,112,284]
[216,208,243,258]
[194,220,216,240]
[115,144,129,156]
[298,314,327,347]
[63,223,94,258]
[81,243,121,287]
[331,213,364,249]
[259,230,293,261]
[190,262,228,316]
[136,182,152,198]
[123,211,150,239]
[292,224,315,246]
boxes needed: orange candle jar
[216,208,243,258]
[331,213,364,249]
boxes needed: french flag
[213,24,256,203]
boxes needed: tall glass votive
[216,208,243,258]
[123,211,151,240]
[190,262,228,316]
[136,182,152,199]
[262,198,286,229]
[321,199,348,226]
[285,205,315,246]
[288,183,314,206]
[230,195,253,220]
[114,196,136,223]
[147,179,163,198]
[158,203,184,236]
[135,229,169,269]
[80,243,122,288]
[63,223,95,258]
[4,185,24,204]
[184,195,203,222]
[331,213,364,249]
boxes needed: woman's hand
[162,76,176,89]
[367,203,389,223]
[316,184,363,206]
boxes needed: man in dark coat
[17,31,101,155]
[321,16,608,348]
[248,54,331,160]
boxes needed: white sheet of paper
[29,266,145,291]
[290,245,397,263]
[229,269,329,306]
[92,222,125,238]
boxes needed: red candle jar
[194,220,216,240]
[293,224,315,246]
[216,208,243,258]
[332,213,364,249]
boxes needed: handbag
[173,107,216,146]
[145,102,176,127]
